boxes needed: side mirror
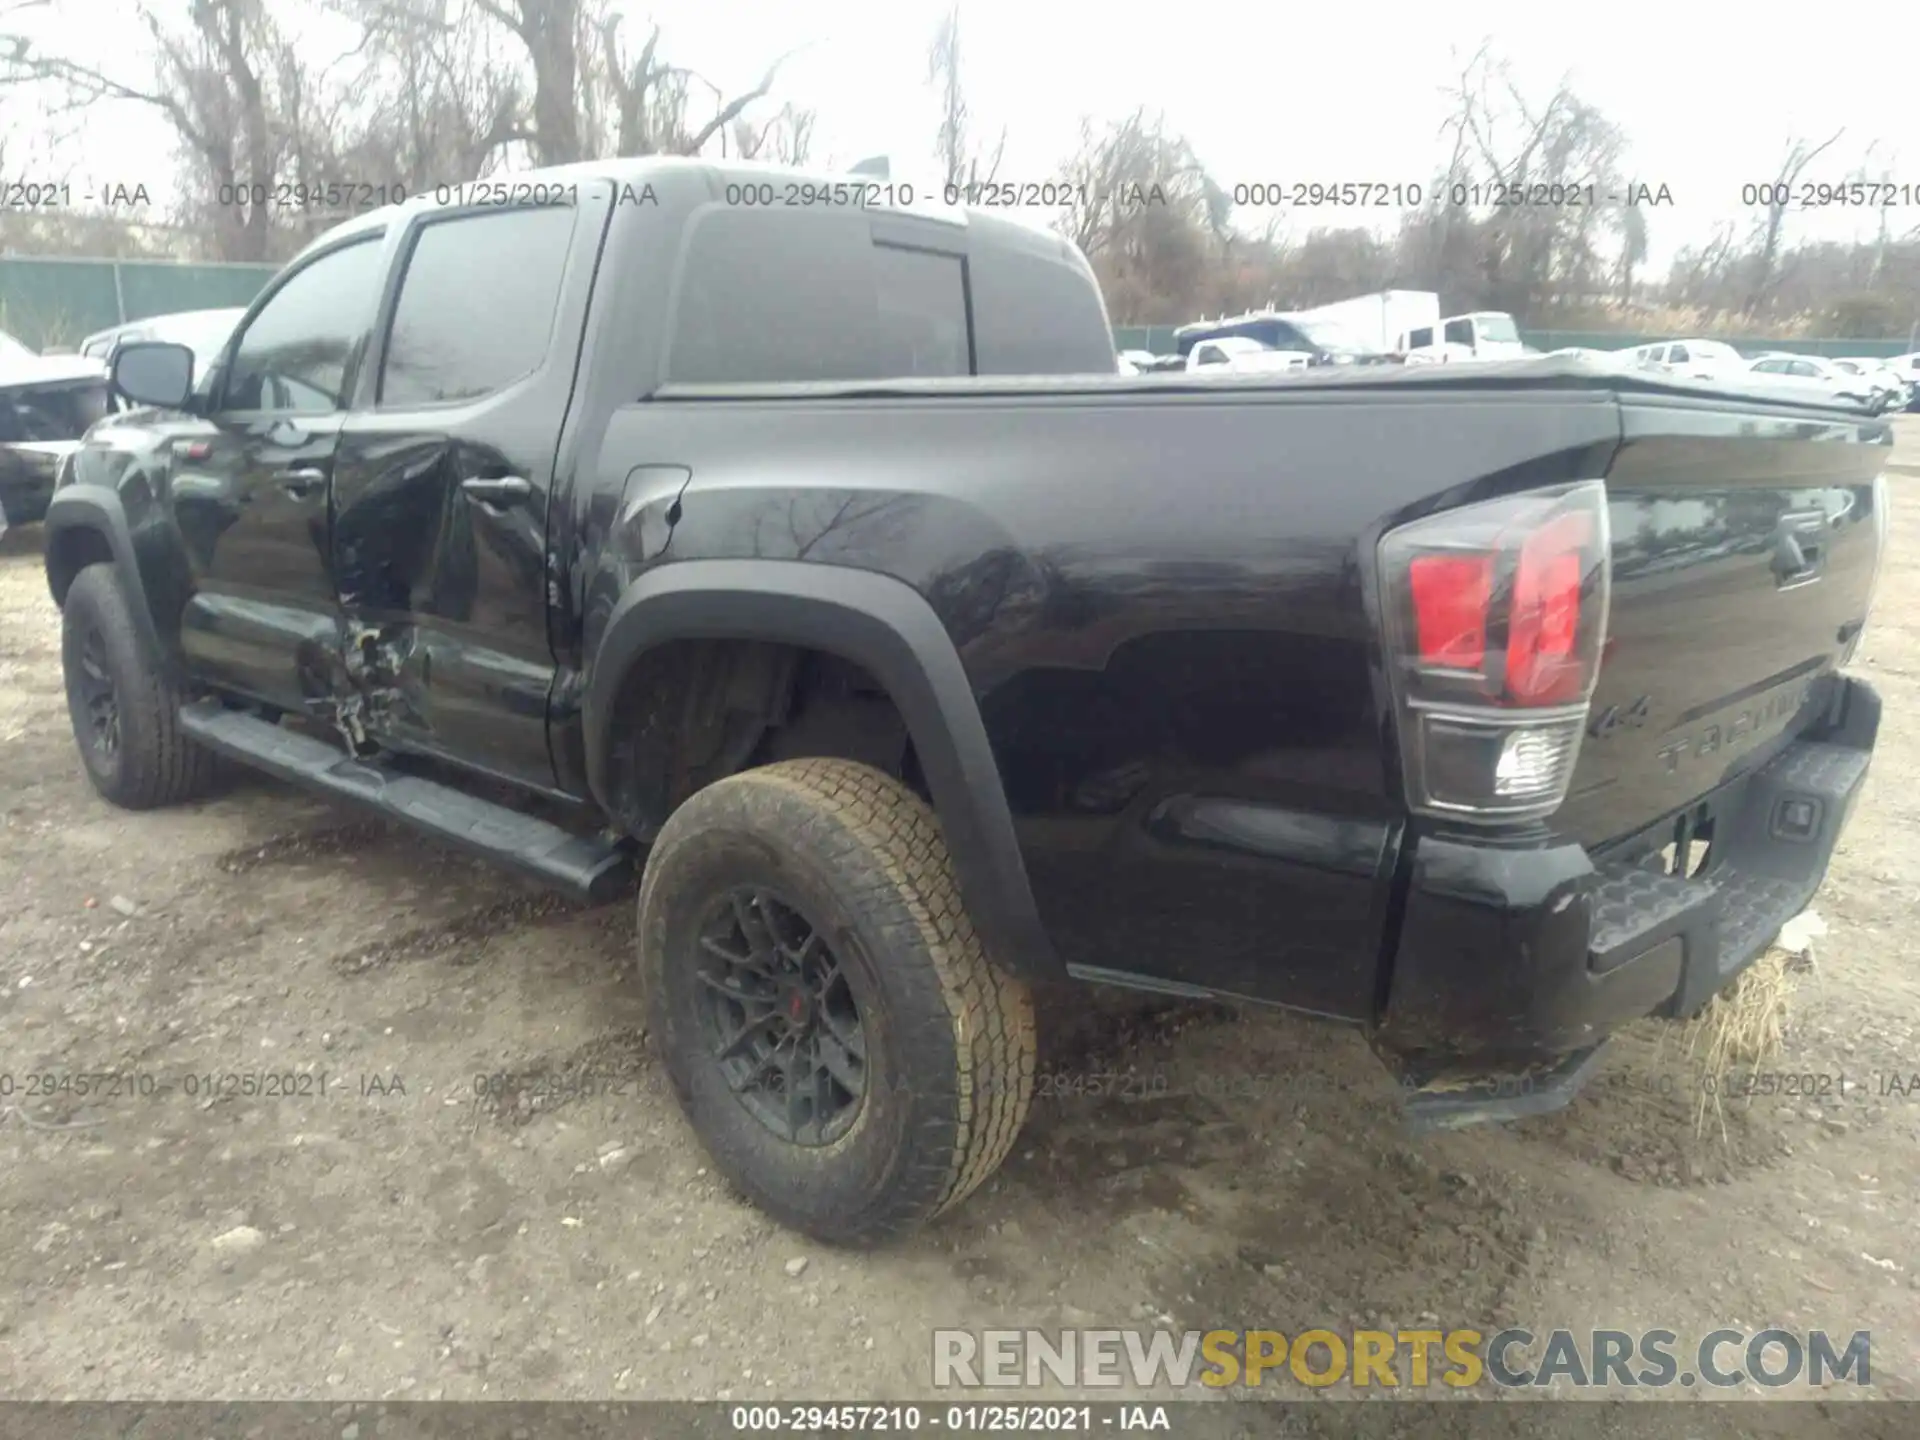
[111,341,196,410]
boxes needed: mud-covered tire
[60,564,221,809]
[638,757,1036,1246]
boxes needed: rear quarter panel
[605,386,1620,1016]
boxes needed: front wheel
[638,757,1037,1246]
[60,564,222,809]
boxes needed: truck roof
[287,156,976,268]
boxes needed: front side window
[1407,327,1433,349]
[222,237,385,413]
[380,206,578,406]
[1443,318,1473,346]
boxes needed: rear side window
[381,205,578,406]
[666,209,970,384]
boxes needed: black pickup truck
[46,158,1889,1246]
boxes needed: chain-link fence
[0,257,280,350]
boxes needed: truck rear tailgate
[1555,398,1888,849]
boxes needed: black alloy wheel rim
[74,625,121,762]
[692,886,867,1145]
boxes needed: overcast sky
[4,0,1909,272]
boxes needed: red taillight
[1377,482,1612,823]
[1506,511,1592,705]
[1408,554,1492,669]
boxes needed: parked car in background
[1746,354,1884,411]
[1174,309,1388,366]
[1881,351,1920,410]
[79,307,247,386]
[1832,357,1910,412]
[1183,335,1311,373]
[1626,338,1746,382]
[0,354,112,528]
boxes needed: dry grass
[1669,946,1802,1141]
[1607,921,1812,1145]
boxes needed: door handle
[279,467,328,497]
[461,475,533,507]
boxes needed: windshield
[0,379,111,443]
[1475,314,1520,344]
[1292,319,1370,354]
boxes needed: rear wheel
[638,757,1036,1246]
[60,564,221,809]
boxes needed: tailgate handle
[1771,511,1828,589]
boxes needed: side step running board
[1400,1043,1610,1137]
[178,702,635,905]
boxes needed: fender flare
[43,485,170,672]
[584,559,1061,982]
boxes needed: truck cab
[1400,311,1525,363]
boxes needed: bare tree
[596,11,800,158]
[472,0,586,165]
[733,102,816,166]
[2,0,301,260]
[926,4,1001,192]
[1743,128,1845,316]
[1436,47,1634,317]
[1053,110,1233,322]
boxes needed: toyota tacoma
[44,158,1890,1245]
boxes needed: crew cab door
[173,233,387,711]
[331,189,610,790]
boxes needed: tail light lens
[1378,481,1612,822]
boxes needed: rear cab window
[665,208,971,384]
[661,199,1114,384]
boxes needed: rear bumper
[1373,676,1879,1091]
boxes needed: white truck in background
[1184,335,1312,374]
[1289,290,1440,357]
[1286,291,1528,363]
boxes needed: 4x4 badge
[1589,695,1651,739]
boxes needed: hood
[0,353,109,388]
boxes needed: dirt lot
[4,424,1920,1427]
